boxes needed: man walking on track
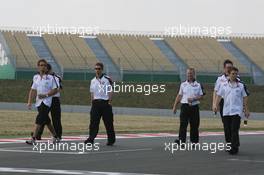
[173,68,205,145]
[26,59,59,145]
[213,67,250,155]
[212,60,249,144]
[84,62,116,146]
[35,63,63,140]
[213,59,233,119]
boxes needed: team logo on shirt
[191,84,198,87]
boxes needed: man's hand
[27,103,32,110]
[187,98,194,103]
[38,94,47,99]
[108,100,112,106]
[172,106,177,114]
[244,109,250,118]
[212,104,218,113]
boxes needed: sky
[0,0,263,35]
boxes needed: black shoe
[84,138,94,144]
[106,140,115,146]
[26,138,36,145]
[52,136,60,144]
[229,147,239,155]
[174,139,180,144]
[192,143,199,149]
[31,132,41,140]
[174,139,185,149]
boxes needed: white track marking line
[0,146,35,150]
[0,148,153,155]
[228,158,264,163]
[1,131,264,145]
[0,167,158,175]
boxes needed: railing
[7,55,258,74]
[1,54,259,84]
[1,26,264,38]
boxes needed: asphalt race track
[0,132,264,175]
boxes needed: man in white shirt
[26,59,59,145]
[173,68,205,144]
[212,60,233,144]
[84,62,115,146]
[213,67,250,155]
[35,63,63,140]
[212,60,250,144]
[213,59,233,118]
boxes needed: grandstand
[1,31,34,68]
[97,34,176,72]
[70,35,98,68]
[231,37,264,72]
[97,34,134,71]
[0,28,263,84]
[164,36,249,73]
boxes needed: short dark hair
[95,62,104,70]
[187,67,195,74]
[230,66,239,72]
[223,59,233,68]
[47,63,52,71]
[37,59,48,66]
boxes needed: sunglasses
[94,67,102,70]
[231,72,238,75]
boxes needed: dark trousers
[35,102,51,125]
[222,115,241,148]
[219,99,231,143]
[219,99,224,118]
[178,104,200,143]
[89,100,115,142]
[38,97,62,138]
[50,97,62,138]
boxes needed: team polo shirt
[90,74,113,100]
[217,81,248,117]
[214,74,229,93]
[215,74,249,96]
[31,74,58,107]
[52,74,61,98]
[178,80,205,106]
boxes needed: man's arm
[189,95,203,103]
[243,96,250,118]
[47,88,58,96]
[173,94,182,114]
[212,78,220,107]
[108,91,113,105]
[105,76,113,105]
[27,89,37,110]
[90,92,94,105]
[213,95,221,112]
[188,84,205,103]
[212,90,217,107]
[47,76,59,97]
[38,88,58,99]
